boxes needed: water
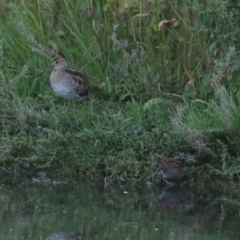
[0,176,240,240]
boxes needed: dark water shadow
[0,173,240,239]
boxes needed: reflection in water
[0,176,240,240]
[156,187,185,213]
[156,187,199,240]
[46,231,82,240]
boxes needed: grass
[1,0,240,185]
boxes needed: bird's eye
[55,61,58,64]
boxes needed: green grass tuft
[1,0,240,185]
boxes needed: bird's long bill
[31,65,53,79]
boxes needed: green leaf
[236,89,240,103]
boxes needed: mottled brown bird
[32,57,99,101]
[155,155,185,183]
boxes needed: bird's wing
[169,159,181,168]
[65,68,90,96]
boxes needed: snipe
[155,155,185,183]
[32,57,99,101]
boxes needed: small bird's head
[50,57,68,70]
[32,57,68,79]
[154,155,166,165]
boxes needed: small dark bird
[32,57,99,101]
[155,155,185,183]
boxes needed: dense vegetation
[1,0,240,185]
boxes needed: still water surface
[0,176,239,240]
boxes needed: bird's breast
[50,73,86,101]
